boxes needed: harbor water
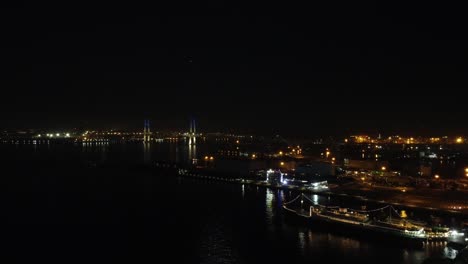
[0,142,462,263]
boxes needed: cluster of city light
[272,146,303,158]
[346,135,466,144]
[38,133,71,138]
[351,136,370,143]
[81,138,109,142]
[204,156,214,161]
[287,145,302,155]
[320,148,335,163]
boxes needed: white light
[65,133,70,137]
[56,133,60,137]
[450,230,464,236]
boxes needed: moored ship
[283,194,450,245]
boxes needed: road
[333,183,468,215]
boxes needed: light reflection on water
[443,247,458,259]
[259,186,455,263]
[298,231,306,255]
[266,188,274,224]
[1,142,463,264]
[188,138,197,164]
[143,142,151,164]
[200,214,240,264]
[293,223,448,263]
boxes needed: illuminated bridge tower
[188,117,197,163]
[143,119,151,143]
[188,118,196,146]
[189,118,196,136]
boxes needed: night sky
[1,2,467,136]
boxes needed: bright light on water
[313,194,318,205]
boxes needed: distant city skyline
[3,122,468,141]
[1,2,467,137]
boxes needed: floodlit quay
[4,129,468,216]
[155,161,468,216]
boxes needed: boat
[283,194,450,244]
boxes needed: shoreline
[154,162,468,217]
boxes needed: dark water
[0,142,459,263]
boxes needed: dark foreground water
[0,143,459,263]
